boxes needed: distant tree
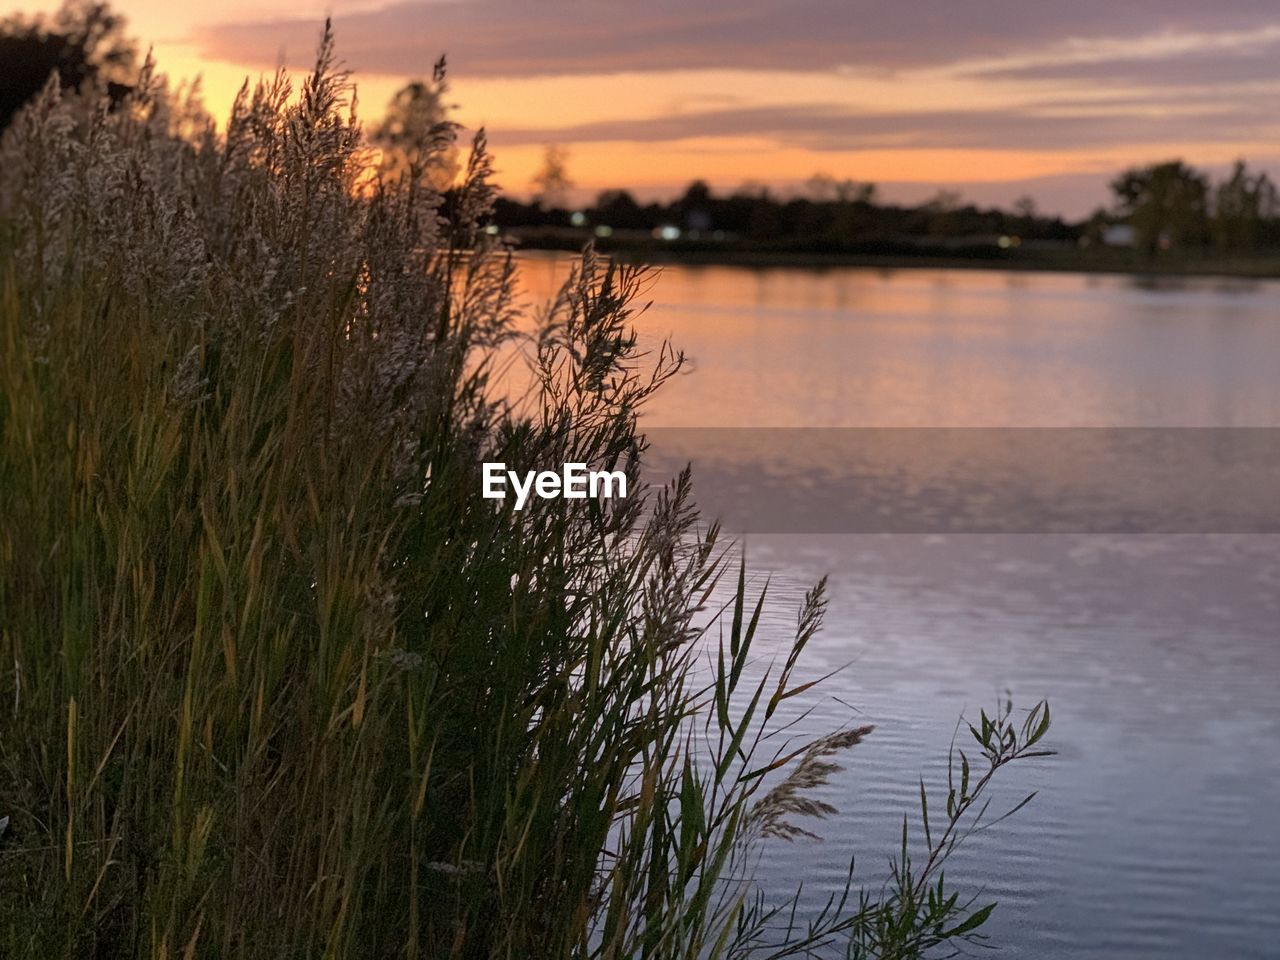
[0,0,135,133]
[804,172,838,203]
[674,180,716,231]
[595,189,646,228]
[747,196,782,241]
[828,179,876,241]
[1212,159,1278,253]
[836,179,876,205]
[531,144,572,210]
[1078,207,1114,247]
[732,180,771,201]
[370,62,458,190]
[1111,160,1209,256]
[1010,195,1040,237]
[922,189,964,236]
[1012,195,1037,221]
[595,189,638,213]
[923,189,963,213]
[677,180,713,209]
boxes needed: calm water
[520,260,1280,958]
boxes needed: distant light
[594,225,613,238]
[998,235,1012,249]
[484,224,500,235]
[655,225,681,241]
[570,211,587,227]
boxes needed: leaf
[943,901,997,937]
[1030,702,1051,745]
[920,779,931,848]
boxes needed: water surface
[520,261,1280,958]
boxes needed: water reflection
[517,256,1280,429]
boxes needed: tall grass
[0,25,1051,959]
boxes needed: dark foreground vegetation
[0,7,1051,958]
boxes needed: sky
[15,0,1280,216]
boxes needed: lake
[519,259,1280,959]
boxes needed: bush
[0,23,1050,959]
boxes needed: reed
[0,24,1050,959]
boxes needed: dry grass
[0,22,1050,960]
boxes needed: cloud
[192,0,1280,199]
[972,33,1280,86]
[195,0,1280,78]
[481,103,1280,153]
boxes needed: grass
[0,24,1051,959]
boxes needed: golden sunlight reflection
[510,256,1280,428]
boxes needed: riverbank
[508,231,1280,280]
[627,248,1280,280]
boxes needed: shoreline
[512,242,1280,282]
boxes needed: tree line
[499,150,1280,258]
[1100,159,1280,255]
[495,174,1079,251]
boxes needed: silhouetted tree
[1079,207,1114,247]
[1213,159,1278,253]
[491,175,1081,251]
[677,180,713,209]
[0,0,134,133]
[922,189,964,237]
[804,172,839,203]
[830,179,876,241]
[1012,195,1038,236]
[370,59,458,190]
[1111,160,1209,256]
[595,189,647,228]
[531,144,572,209]
[674,180,715,231]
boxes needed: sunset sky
[18,0,1280,215]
